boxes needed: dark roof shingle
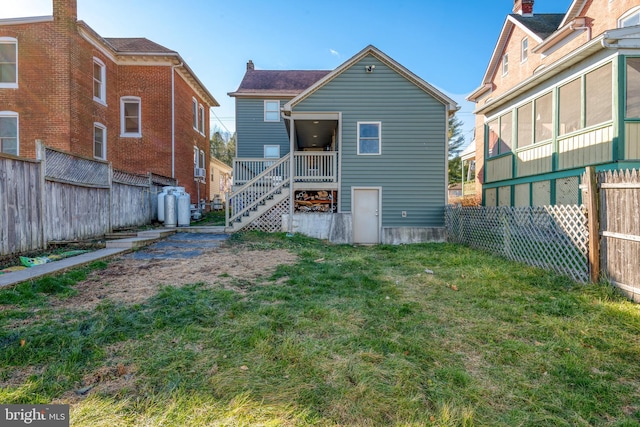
[233,70,330,95]
[104,38,175,54]
[510,13,566,39]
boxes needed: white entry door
[352,188,380,244]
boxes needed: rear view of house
[228,45,457,244]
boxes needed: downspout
[171,62,183,178]
[570,18,592,42]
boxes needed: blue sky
[1,0,573,145]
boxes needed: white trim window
[199,104,205,135]
[502,53,509,76]
[93,57,106,104]
[264,144,280,159]
[521,38,528,62]
[93,122,106,159]
[264,100,280,122]
[0,111,18,156]
[619,7,640,27]
[0,37,18,88]
[120,96,141,137]
[192,98,198,130]
[357,122,381,155]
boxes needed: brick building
[468,0,640,206]
[0,0,218,202]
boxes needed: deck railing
[233,152,337,186]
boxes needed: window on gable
[502,54,509,76]
[264,100,280,122]
[199,104,206,134]
[357,122,381,155]
[0,112,18,156]
[192,98,198,130]
[521,38,529,62]
[0,38,18,88]
[619,7,640,27]
[93,123,106,159]
[121,97,141,137]
[93,58,106,104]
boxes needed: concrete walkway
[0,226,229,288]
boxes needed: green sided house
[226,45,458,244]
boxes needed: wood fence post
[35,140,47,250]
[586,166,600,283]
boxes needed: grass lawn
[0,232,639,426]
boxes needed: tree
[209,128,236,167]
[448,114,465,159]
[447,114,466,184]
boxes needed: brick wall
[0,0,213,205]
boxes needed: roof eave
[475,35,605,115]
[284,45,458,113]
[532,18,586,54]
[0,15,53,26]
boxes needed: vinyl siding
[236,98,290,158]
[294,54,447,227]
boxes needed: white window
[199,149,205,170]
[0,37,18,88]
[192,98,198,130]
[193,147,206,180]
[93,58,106,104]
[357,122,381,155]
[0,111,18,156]
[199,104,205,134]
[93,123,106,159]
[120,97,141,137]
[502,54,509,76]
[264,145,280,158]
[521,38,528,62]
[619,7,640,27]
[264,100,280,122]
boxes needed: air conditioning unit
[194,167,205,178]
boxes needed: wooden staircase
[225,154,291,232]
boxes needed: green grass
[191,209,225,226]
[0,232,639,426]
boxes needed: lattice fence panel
[446,205,588,283]
[243,199,291,233]
[45,147,109,187]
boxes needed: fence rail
[446,205,589,283]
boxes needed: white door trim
[351,186,382,244]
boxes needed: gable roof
[467,12,564,101]
[105,38,176,54]
[229,69,331,97]
[284,45,458,113]
[77,22,218,107]
[509,14,565,39]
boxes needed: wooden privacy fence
[592,169,640,302]
[445,204,589,283]
[0,143,176,257]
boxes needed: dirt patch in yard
[51,243,297,311]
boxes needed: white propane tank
[158,186,175,222]
[177,192,191,227]
[164,191,178,227]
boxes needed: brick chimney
[53,0,77,22]
[513,0,534,17]
[247,60,254,71]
